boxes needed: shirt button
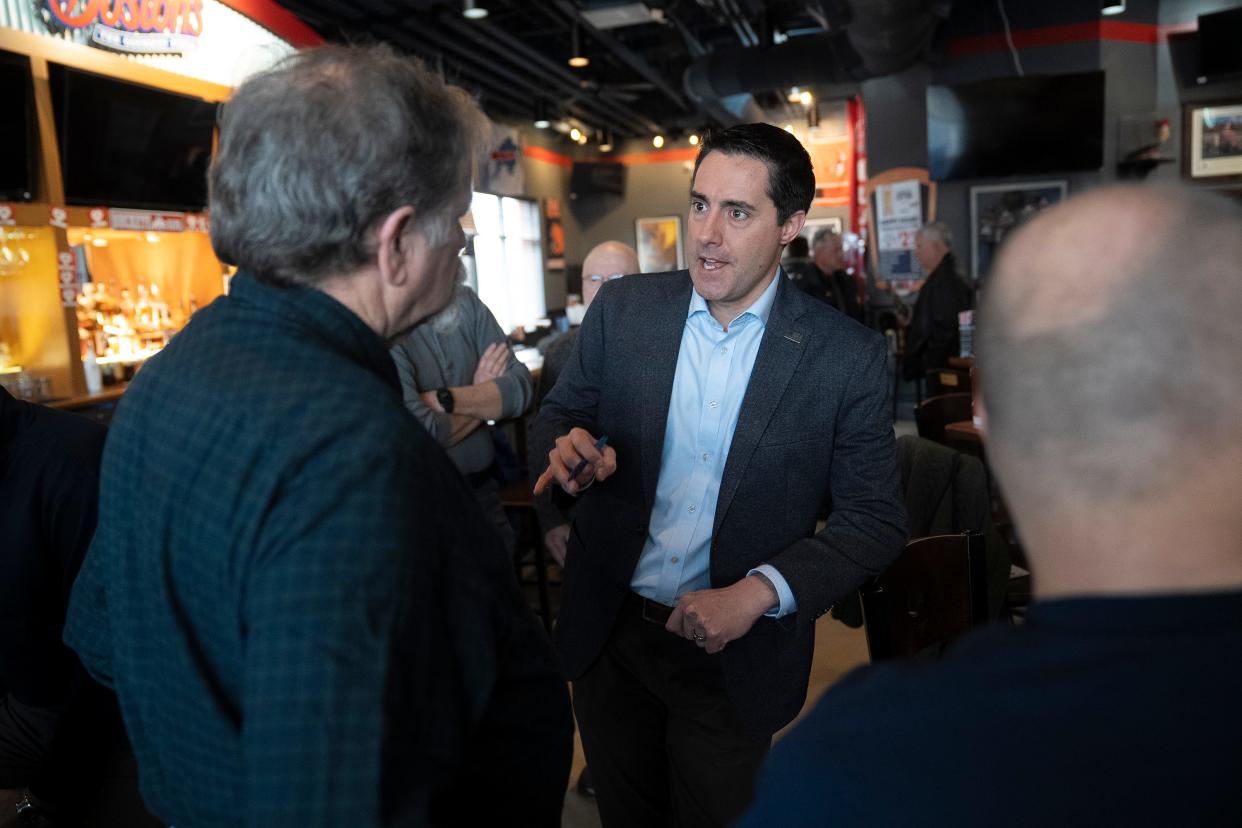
[671,556,680,564]
[701,452,710,461]
[719,346,728,355]
[708,400,719,409]
[687,504,697,513]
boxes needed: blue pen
[568,435,609,483]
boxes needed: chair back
[860,531,988,661]
[914,393,973,446]
[925,367,973,396]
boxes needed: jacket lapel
[640,273,693,513]
[713,276,810,537]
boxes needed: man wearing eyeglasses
[532,240,640,567]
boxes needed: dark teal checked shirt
[64,273,571,827]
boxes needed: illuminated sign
[40,1,204,53]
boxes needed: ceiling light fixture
[462,0,488,20]
[599,129,614,152]
[533,100,551,129]
[1101,0,1125,14]
[688,133,699,146]
[799,90,813,107]
[570,126,582,142]
[786,86,802,103]
[568,22,590,68]
[652,134,665,149]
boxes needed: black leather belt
[625,590,674,626]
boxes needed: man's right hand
[532,427,617,496]
[544,524,570,566]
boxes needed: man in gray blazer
[533,123,905,827]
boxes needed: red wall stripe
[524,145,698,169]
[218,1,325,48]
[524,145,574,169]
[946,21,1159,57]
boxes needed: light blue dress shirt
[630,270,797,618]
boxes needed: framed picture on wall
[1183,101,1242,184]
[970,181,1067,282]
[634,215,684,272]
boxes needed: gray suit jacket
[533,270,905,736]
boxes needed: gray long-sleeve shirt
[390,287,533,475]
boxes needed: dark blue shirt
[65,273,570,827]
[739,592,1242,827]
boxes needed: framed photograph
[1184,101,1242,183]
[634,215,684,273]
[970,181,1067,282]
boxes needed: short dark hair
[692,123,815,224]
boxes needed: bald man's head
[582,241,639,307]
[978,186,1242,521]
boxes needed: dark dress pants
[572,592,770,828]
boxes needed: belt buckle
[641,598,670,626]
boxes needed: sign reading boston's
[41,1,203,53]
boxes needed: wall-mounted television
[1198,7,1242,82]
[927,71,1105,181]
[570,162,626,199]
[0,51,37,202]
[49,64,216,212]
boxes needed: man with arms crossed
[533,123,905,827]
[64,46,570,828]
[739,185,1242,825]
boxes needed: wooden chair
[499,477,554,633]
[914,393,973,446]
[860,531,988,661]
[925,367,973,396]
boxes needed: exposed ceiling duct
[684,0,947,110]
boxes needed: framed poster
[970,181,1067,282]
[635,215,684,273]
[1184,101,1242,184]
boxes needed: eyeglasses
[587,273,625,282]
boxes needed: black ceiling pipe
[684,0,943,105]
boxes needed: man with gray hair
[809,227,863,321]
[738,185,1242,825]
[902,220,972,381]
[391,273,534,556]
[64,45,571,827]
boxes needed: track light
[688,133,699,146]
[462,0,488,20]
[568,22,589,68]
[799,90,813,107]
[652,134,665,149]
[570,126,582,142]
[533,101,551,129]
[1101,0,1125,14]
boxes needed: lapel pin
[784,331,804,345]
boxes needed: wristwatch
[435,387,455,414]
[14,789,55,827]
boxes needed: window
[469,192,545,334]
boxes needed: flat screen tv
[0,52,36,202]
[50,64,216,212]
[927,71,1105,181]
[570,162,626,198]
[1198,7,1242,82]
